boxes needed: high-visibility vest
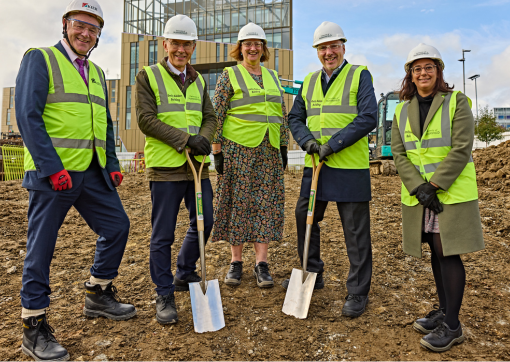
[222,64,284,149]
[24,46,108,172]
[395,91,478,206]
[143,63,210,168]
[302,64,369,169]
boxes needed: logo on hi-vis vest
[167,94,183,102]
[325,97,340,102]
[82,3,98,11]
[248,87,261,94]
[404,130,413,140]
[91,78,101,86]
[426,129,440,135]
[312,99,323,107]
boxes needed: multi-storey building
[494,107,510,129]
[2,0,295,152]
[1,87,17,136]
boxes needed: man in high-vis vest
[135,15,217,325]
[15,1,135,360]
[285,22,377,318]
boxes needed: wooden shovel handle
[306,155,324,224]
[185,149,207,231]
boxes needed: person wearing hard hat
[210,22,289,288]
[284,21,377,317]
[135,14,217,324]
[14,0,135,360]
[391,43,484,352]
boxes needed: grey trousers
[295,197,372,295]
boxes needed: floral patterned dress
[211,68,289,245]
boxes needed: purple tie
[75,58,88,86]
[179,72,185,84]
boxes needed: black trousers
[295,197,372,295]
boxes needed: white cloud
[420,9,435,13]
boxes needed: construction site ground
[1,144,510,360]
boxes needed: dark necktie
[75,58,88,86]
[179,72,185,84]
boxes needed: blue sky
[1,0,509,111]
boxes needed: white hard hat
[405,43,445,72]
[63,0,104,27]
[313,21,347,48]
[238,22,266,43]
[163,15,198,41]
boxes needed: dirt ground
[1,166,510,360]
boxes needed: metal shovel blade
[282,268,317,319]
[189,279,225,333]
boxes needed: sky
[1,0,510,113]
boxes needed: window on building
[138,35,144,41]
[149,40,158,65]
[191,48,197,64]
[275,49,279,73]
[224,44,228,60]
[117,103,120,121]
[9,87,14,108]
[126,86,132,130]
[110,80,116,103]
[130,43,139,85]
[217,43,220,62]
[6,109,11,125]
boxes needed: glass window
[191,48,197,64]
[231,34,238,43]
[273,29,281,48]
[255,6,263,25]
[265,5,273,28]
[126,86,132,130]
[272,4,281,27]
[6,109,11,125]
[111,80,116,88]
[207,12,214,34]
[223,35,231,43]
[149,40,158,65]
[117,103,119,121]
[282,1,290,26]
[130,42,139,85]
[217,43,220,62]
[266,30,273,48]
[274,49,279,73]
[282,28,290,49]
[138,35,144,41]
[224,44,228,60]
[111,88,116,103]
[231,8,239,32]
[247,7,255,23]
[9,87,14,108]
[216,12,223,33]
[239,8,247,28]
[223,9,230,32]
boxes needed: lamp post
[468,74,480,119]
[458,49,471,94]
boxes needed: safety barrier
[1,145,24,181]
[119,158,146,173]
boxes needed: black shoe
[224,261,243,286]
[156,293,178,325]
[174,272,202,292]
[83,282,137,321]
[413,305,445,334]
[342,294,368,317]
[253,262,274,288]
[22,315,69,361]
[420,322,464,352]
[281,273,324,290]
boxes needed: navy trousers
[149,179,214,296]
[21,162,130,310]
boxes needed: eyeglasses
[67,18,101,37]
[168,41,195,51]
[412,65,437,74]
[242,41,263,48]
[317,44,343,53]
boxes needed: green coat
[391,91,485,258]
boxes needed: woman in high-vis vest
[210,22,289,289]
[391,43,484,352]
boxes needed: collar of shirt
[60,39,89,69]
[166,59,186,78]
[322,59,346,84]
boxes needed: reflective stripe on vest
[143,63,209,168]
[395,91,478,206]
[302,64,369,169]
[24,46,108,172]
[222,64,284,148]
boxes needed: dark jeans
[21,162,130,309]
[149,179,213,296]
[295,197,372,295]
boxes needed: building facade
[1,87,17,136]
[494,107,510,129]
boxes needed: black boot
[420,322,464,352]
[22,315,69,361]
[174,271,201,292]
[156,293,178,324]
[342,294,369,317]
[83,282,137,320]
[281,272,324,290]
[224,261,243,286]
[253,262,274,288]
[413,305,445,334]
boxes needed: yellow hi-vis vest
[222,65,284,149]
[24,47,108,172]
[302,64,369,169]
[143,63,210,168]
[395,91,478,206]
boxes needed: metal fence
[1,145,24,181]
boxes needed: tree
[474,106,506,147]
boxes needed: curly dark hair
[398,59,454,101]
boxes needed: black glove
[410,182,443,213]
[187,135,211,156]
[303,139,320,155]
[280,146,288,171]
[428,196,444,214]
[214,152,224,175]
[319,143,334,162]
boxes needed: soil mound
[473,140,510,190]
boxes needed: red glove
[110,171,123,187]
[49,170,72,191]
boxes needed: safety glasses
[66,18,101,37]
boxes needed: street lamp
[468,74,480,119]
[458,49,471,94]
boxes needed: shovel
[282,155,324,319]
[185,149,225,333]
